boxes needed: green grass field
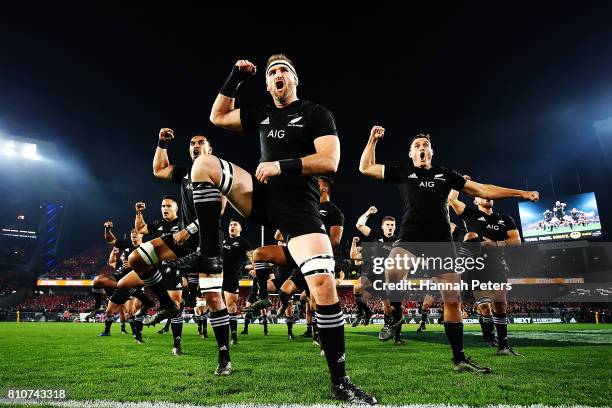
[0,322,611,407]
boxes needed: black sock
[287,319,293,335]
[141,268,175,310]
[394,321,403,341]
[128,318,135,335]
[263,317,268,333]
[312,315,318,338]
[163,317,172,332]
[316,303,346,383]
[391,301,403,323]
[254,262,271,300]
[203,316,208,332]
[243,312,251,332]
[121,321,126,331]
[279,290,290,309]
[171,312,183,348]
[104,316,113,334]
[482,314,495,338]
[493,312,509,349]
[197,316,203,333]
[210,309,231,363]
[305,323,312,334]
[229,313,238,337]
[192,182,222,257]
[420,312,428,327]
[93,291,102,309]
[444,322,466,363]
[134,316,144,339]
[355,294,364,316]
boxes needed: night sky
[2,4,612,256]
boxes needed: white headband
[266,59,299,82]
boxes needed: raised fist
[235,59,257,77]
[352,236,360,243]
[104,221,113,229]
[135,202,146,213]
[368,206,378,214]
[159,128,175,142]
[370,125,385,140]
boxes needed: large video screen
[518,192,602,242]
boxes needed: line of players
[538,201,590,231]
[84,54,540,404]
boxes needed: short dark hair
[410,133,431,147]
[162,195,177,204]
[382,216,395,224]
[229,218,242,226]
[191,132,212,146]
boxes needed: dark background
[1,3,611,256]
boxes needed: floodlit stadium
[1,3,612,408]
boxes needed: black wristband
[158,139,169,149]
[220,66,250,98]
[278,159,302,176]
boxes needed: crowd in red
[40,245,113,279]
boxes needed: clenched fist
[235,59,257,78]
[104,221,113,229]
[135,202,146,213]
[370,125,385,140]
[368,206,378,214]
[522,191,540,202]
[159,128,175,143]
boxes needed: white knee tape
[300,254,335,277]
[199,277,223,293]
[137,242,159,266]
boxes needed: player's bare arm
[210,60,256,131]
[447,190,466,216]
[359,126,385,179]
[255,135,339,184]
[134,202,149,234]
[462,180,539,202]
[356,206,377,236]
[153,128,175,180]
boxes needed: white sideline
[0,400,604,408]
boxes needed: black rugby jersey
[319,200,344,236]
[113,239,136,269]
[146,218,180,238]
[240,99,338,209]
[384,164,466,241]
[460,207,517,242]
[171,165,196,229]
[222,235,252,278]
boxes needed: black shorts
[223,271,240,294]
[271,265,293,290]
[250,179,325,239]
[161,234,198,259]
[162,266,184,291]
[466,248,509,285]
[109,287,131,305]
[111,267,131,282]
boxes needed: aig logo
[486,224,500,230]
[419,181,435,188]
[267,129,285,139]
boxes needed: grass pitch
[0,322,611,406]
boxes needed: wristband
[158,139,169,149]
[186,222,199,235]
[357,214,369,226]
[220,66,250,98]
[278,158,302,176]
